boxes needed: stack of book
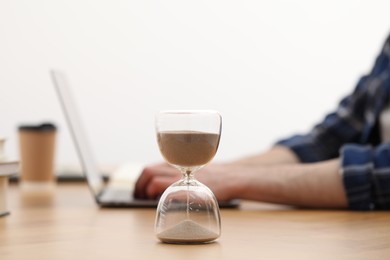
[0,137,19,217]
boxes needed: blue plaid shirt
[277,33,390,210]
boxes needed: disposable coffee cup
[18,123,57,190]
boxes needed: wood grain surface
[1,183,389,260]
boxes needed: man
[135,33,390,210]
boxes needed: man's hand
[134,162,240,201]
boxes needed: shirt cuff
[340,144,374,210]
[276,135,322,163]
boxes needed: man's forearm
[234,159,348,208]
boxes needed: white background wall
[1,0,389,168]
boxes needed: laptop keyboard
[100,188,134,203]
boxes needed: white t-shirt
[380,103,390,142]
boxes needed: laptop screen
[51,70,104,198]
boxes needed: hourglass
[155,110,222,244]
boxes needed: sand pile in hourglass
[157,219,219,243]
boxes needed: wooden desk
[1,183,389,259]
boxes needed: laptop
[51,70,239,208]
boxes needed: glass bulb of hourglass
[154,111,222,244]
